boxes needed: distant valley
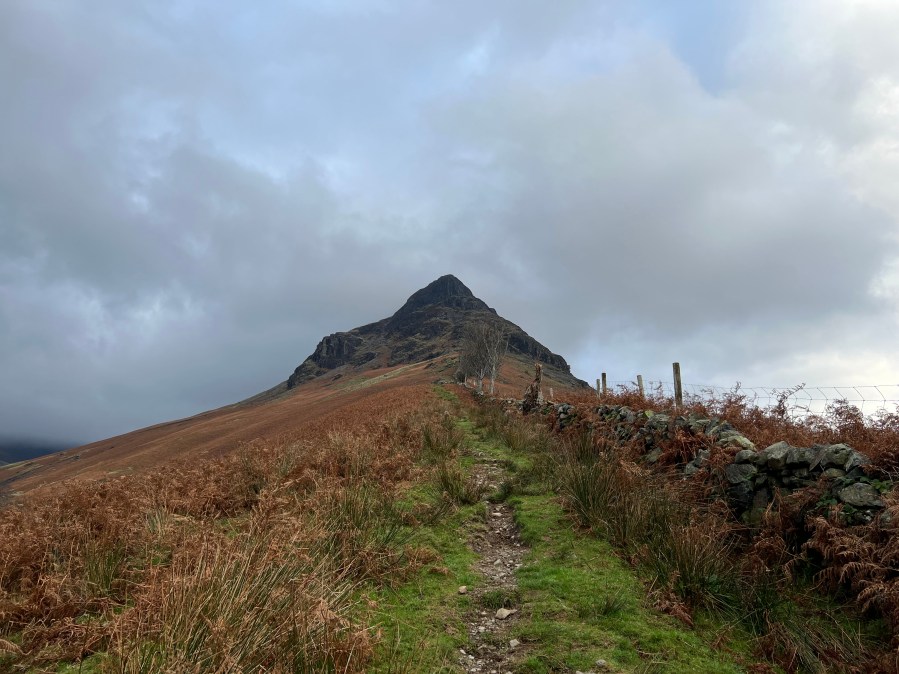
[0,437,75,466]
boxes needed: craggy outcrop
[286,275,589,389]
[508,332,569,372]
[286,332,363,387]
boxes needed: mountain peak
[391,274,485,317]
[285,275,587,390]
[427,274,473,296]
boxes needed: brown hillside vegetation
[0,360,443,496]
[0,353,567,497]
[2,377,899,672]
[0,380,444,670]
[0,354,581,672]
[0,370,899,673]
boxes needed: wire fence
[607,380,899,418]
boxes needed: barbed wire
[607,380,899,417]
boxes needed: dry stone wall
[541,401,889,524]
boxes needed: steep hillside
[0,276,587,494]
[0,361,437,495]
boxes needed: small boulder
[838,483,884,509]
[495,608,517,620]
[760,442,791,470]
[817,444,853,469]
[684,448,711,476]
[688,418,712,434]
[786,446,817,467]
[727,480,755,510]
[717,431,756,451]
[644,448,663,465]
[734,449,759,465]
[725,463,758,484]
[706,420,736,438]
[845,452,871,472]
[646,414,670,431]
[750,487,772,515]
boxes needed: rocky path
[457,451,529,674]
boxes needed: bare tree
[459,322,508,394]
[483,326,508,395]
[458,329,487,391]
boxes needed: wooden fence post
[672,362,683,409]
[596,378,601,397]
[601,372,608,396]
[637,374,644,397]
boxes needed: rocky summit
[286,275,587,389]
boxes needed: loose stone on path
[457,449,529,673]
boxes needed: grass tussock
[111,531,369,673]
[435,460,485,506]
[555,432,738,614]
[421,414,466,465]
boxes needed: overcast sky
[2,0,899,445]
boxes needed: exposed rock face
[286,275,588,389]
[286,332,364,387]
[507,332,569,372]
[389,274,490,318]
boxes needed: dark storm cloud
[1,0,898,443]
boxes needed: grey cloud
[428,51,893,336]
[1,1,898,443]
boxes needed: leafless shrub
[458,322,508,394]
